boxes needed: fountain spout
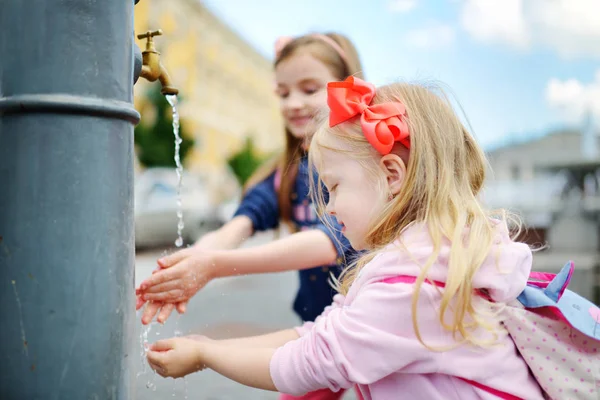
[137,29,179,95]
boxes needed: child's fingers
[150,339,174,352]
[146,351,165,369]
[147,359,166,376]
[142,280,182,294]
[142,301,162,325]
[135,295,145,310]
[138,267,182,291]
[157,248,192,269]
[176,301,188,314]
[142,289,184,303]
[157,303,175,324]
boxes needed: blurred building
[134,0,284,201]
[483,121,600,303]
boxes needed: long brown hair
[244,33,364,229]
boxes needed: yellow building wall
[133,0,283,201]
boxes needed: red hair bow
[327,76,410,154]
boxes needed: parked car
[134,168,227,249]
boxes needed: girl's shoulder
[352,245,422,289]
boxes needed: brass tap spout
[137,29,179,95]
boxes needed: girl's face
[318,144,386,251]
[275,52,339,139]
[316,131,408,251]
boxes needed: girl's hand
[139,248,219,303]
[136,298,181,325]
[147,338,205,378]
[136,248,219,324]
[136,265,187,324]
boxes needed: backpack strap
[379,275,523,400]
[460,378,523,400]
[380,276,493,301]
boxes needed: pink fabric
[380,276,522,400]
[501,303,599,399]
[278,385,364,400]
[295,294,345,337]
[527,261,573,300]
[278,387,345,400]
[271,222,546,400]
[528,271,557,282]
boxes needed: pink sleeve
[295,294,345,337]
[270,280,449,396]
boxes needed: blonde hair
[245,33,364,229]
[309,81,522,348]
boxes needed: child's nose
[284,91,304,110]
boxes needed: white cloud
[546,70,600,123]
[405,23,455,49]
[388,0,417,13]
[461,0,529,48]
[460,0,600,59]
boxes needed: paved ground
[132,231,358,400]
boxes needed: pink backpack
[383,261,600,399]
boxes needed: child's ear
[379,154,406,196]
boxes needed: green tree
[134,86,195,168]
[227,136,267,186]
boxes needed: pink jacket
[270,222,545,399]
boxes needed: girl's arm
[211,229,338,278]
[193,215,254,250]
[140,229,339,303]
[201,343,277,391]
[190,329,300,348]
[195,169,281,251]
[216,329,300,348]
[147,338,278,391]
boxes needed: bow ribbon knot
[327,77,410,154]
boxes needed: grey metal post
[0,1,140,399]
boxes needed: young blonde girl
[145,77,545,399]
[137,33,365,399]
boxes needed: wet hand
[147,337,205,378]
[137,298,182,325]
[136,265,188,324]
[138,248,217,304]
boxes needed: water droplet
[175,237,183,247]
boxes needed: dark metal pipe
[0,0,140,398]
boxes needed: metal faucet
[137,29,179,95]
